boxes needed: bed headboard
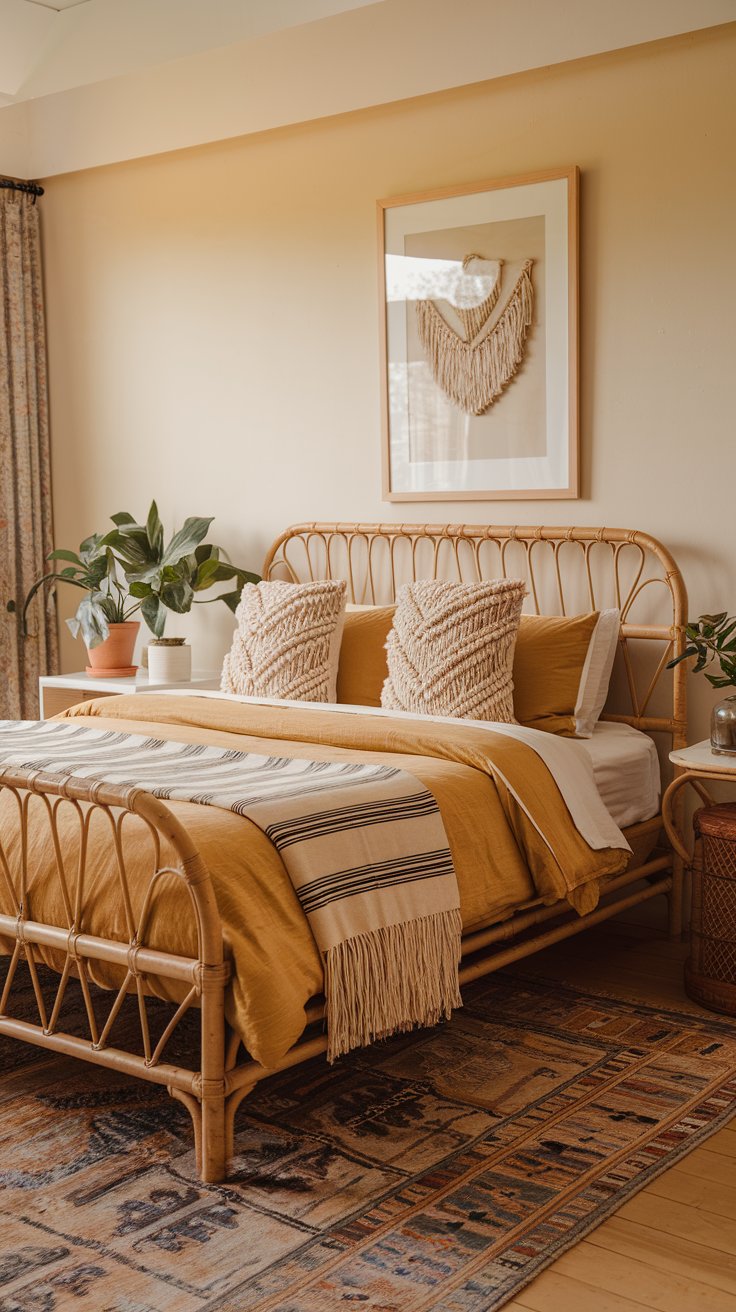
[263,522,688,750]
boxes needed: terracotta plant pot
[85,621,140,677]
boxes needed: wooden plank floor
[505,893,736,1312]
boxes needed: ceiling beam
[0,0,733,179]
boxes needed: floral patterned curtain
[0,185,58,717]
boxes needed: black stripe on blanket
[298,849,456,913]
[264,791,440,849]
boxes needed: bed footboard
[0,770,680,1186]
[0,768,230,1183]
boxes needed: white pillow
[574,608,620,737]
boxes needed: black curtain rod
[0,178,44,198]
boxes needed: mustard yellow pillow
[337,603,619,731]
[512,612,599,736]
[337,605,396,706]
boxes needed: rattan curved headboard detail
[262,523,688,748]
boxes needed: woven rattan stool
[686,803,736,1015]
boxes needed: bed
[0,522,688,1182]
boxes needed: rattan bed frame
[0,523,688,1182]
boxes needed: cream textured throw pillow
[381,578,526,721]
[221,579,346,702]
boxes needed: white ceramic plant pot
[147,639,192,684]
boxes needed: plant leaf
[666,646,699,669]
[47,549,83,566]
[217,589,245,614]
[160,578,194,614]
[104,528,155,569]
[146,500,164,554]
[79,533,106,565]
[193,557,227,590]
[140,593,166,638]
[161,517,213,567]
[73,594,111,648]
[124,564,165,587]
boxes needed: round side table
[663,741,736,1015]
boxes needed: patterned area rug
[1,969,735,1311]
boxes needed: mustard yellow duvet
[0,694,628,1067]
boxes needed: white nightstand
[39,670,221,720]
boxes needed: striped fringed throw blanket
[0,721,461,1059]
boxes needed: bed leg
[224,1081,258,1162]
[664,779,689,940]
[167,1084,227,1183]
[196,963,229,1183]
[200,1088,227,1184]
[168,1087,204,1174]
[668,852,685,939]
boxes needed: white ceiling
[0,0,383,102]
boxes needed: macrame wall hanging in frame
[415,255,534,417]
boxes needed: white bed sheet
[578,722,661,828]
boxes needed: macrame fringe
[455,253,502,342]
[416,260,534,416]
[324,908,463,1062]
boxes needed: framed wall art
[378,166,579,501]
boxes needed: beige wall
[41,25,736,739]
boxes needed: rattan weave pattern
[700,939,736,984]
[703,833,736,879]
[687,806,736,1012]
[702,870,736,934]
[700,842,736,983]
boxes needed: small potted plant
[11,502,260,679]
[10,532,142,675]
[667,612,736,755]
[106,502,258,680]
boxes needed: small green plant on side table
[9,501,260,677]
[668,612,736,755]
[105,501,259,638]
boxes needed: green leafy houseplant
[667,612,736,689]
[9,532,138,649]
[105,502,260,638]
[10,502,260,649]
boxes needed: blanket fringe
[324,908,463,1062]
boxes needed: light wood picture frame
[378,167,579,502]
